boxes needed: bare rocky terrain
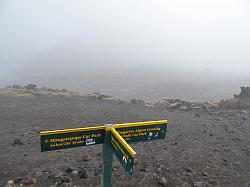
[0,85,250,187]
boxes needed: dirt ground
[0,95,249,187]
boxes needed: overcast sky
[1,0,250,79]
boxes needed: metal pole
[102,124,113,187]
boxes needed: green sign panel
[40,126,105,152]
[114,121,167,143]
[110,127,136,175]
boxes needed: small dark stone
[48,173,55,179]
[212,148,219,152]
[140,167,149,172]
[202,171,208,177]
[13,176,22,184]
[185,167,192,172]
[130,99,145,105]
[223,162,231,166]
[78,169,88,178]
[66,167,72,173]
[241,148,247,152]
[171,141,178,146]
[11,138,24,146]
[61,176,71,183]
[234,138,243,142]
[195,114,201,117]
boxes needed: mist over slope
[1,56,249,101]
[1,44,249,102]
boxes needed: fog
[1,0,250,101]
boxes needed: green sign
[114,121,167,143]
[110,127,136,175]
[40,126,105,152]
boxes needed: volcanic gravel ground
[0,95,249,186]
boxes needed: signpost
[40,120,168,187]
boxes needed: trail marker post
[102,124,113,187]
[40,120,168,187]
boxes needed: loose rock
[82,154,91,161]
[195,113,201,117]
[130,99,145,105]
[158,177,168,186]
[6,180,14,186]
[11,138,24,146]
[72,170,79,177]
[193,181,205,187]
[20,177,37,185]
[222,158,229,163]
[185,167,192,172]
[140,167,149,172]
[157,167,163,173]
[202,171,208,177]
[65,167,72,173]
[13,176,22,184]
[78,168,88,178]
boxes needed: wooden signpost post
[40,120,168,187]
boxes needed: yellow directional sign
[110,127,136,175]
[40,126,105,152]
[114,120,168,143]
